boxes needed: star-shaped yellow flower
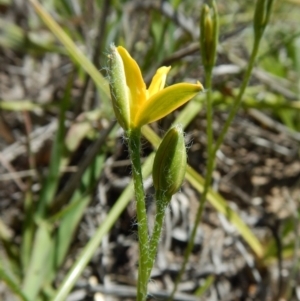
[109,44,203,130]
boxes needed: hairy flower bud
[152,125,187,199]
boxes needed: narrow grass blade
[21,190,35,273]
[0,264,30,301]
[194,275,215,297]
[36,74,70,217]
[29,0,110,99]
[0,100,45,111]
[54,154,105,268]
[21,222,53,300]
[0,219,20,278]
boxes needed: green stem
[169,39,261,301]
[168,66,215,300]
[147,191,170,280]
[205,68,214,163]
[212,40,260,156]
[126,128,149,301]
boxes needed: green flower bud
[200,1,219,71]
[253,0,274,41]
[152,125,187,199]
[108,44,130,130]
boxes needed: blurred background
[1,0,300,300]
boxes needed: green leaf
[36,74,70,217]
[54,154,105,268]
[22,222,53,300]
[0,263,29,301]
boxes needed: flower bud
[108,44,130,130]
[152,125,187,199]
[200,1,219,71]
[253,0,274,41]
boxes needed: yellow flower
[109,44,204,130]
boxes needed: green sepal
[109,44,130,130]
[152,125,187,199]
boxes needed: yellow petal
[147,66,171,98]
[134,81,204,127]
[117,46,146,117]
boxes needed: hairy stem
[147,191,170,280]
[126,128,149,301]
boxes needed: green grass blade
[21,190,35,274]
[172,95,203,126]
[29,0,110,99]
[21,222,53,300]
[194,275,215,297]
[0,264,30,301]
[21,76,71,299]
[0,100,45,111]
[54,154,105,268]
[36,75,70,217]
[0,219,20,279]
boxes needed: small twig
[248,108,300,142]
[160,42,199,66]
[2,120,57,163]
[0,152,26,191]
[133,1,198,38]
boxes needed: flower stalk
[169,1,274,299]
[148,125,187,280]
[126,128,149,300]
[108,45,202,301]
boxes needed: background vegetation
[0,0,300,300]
